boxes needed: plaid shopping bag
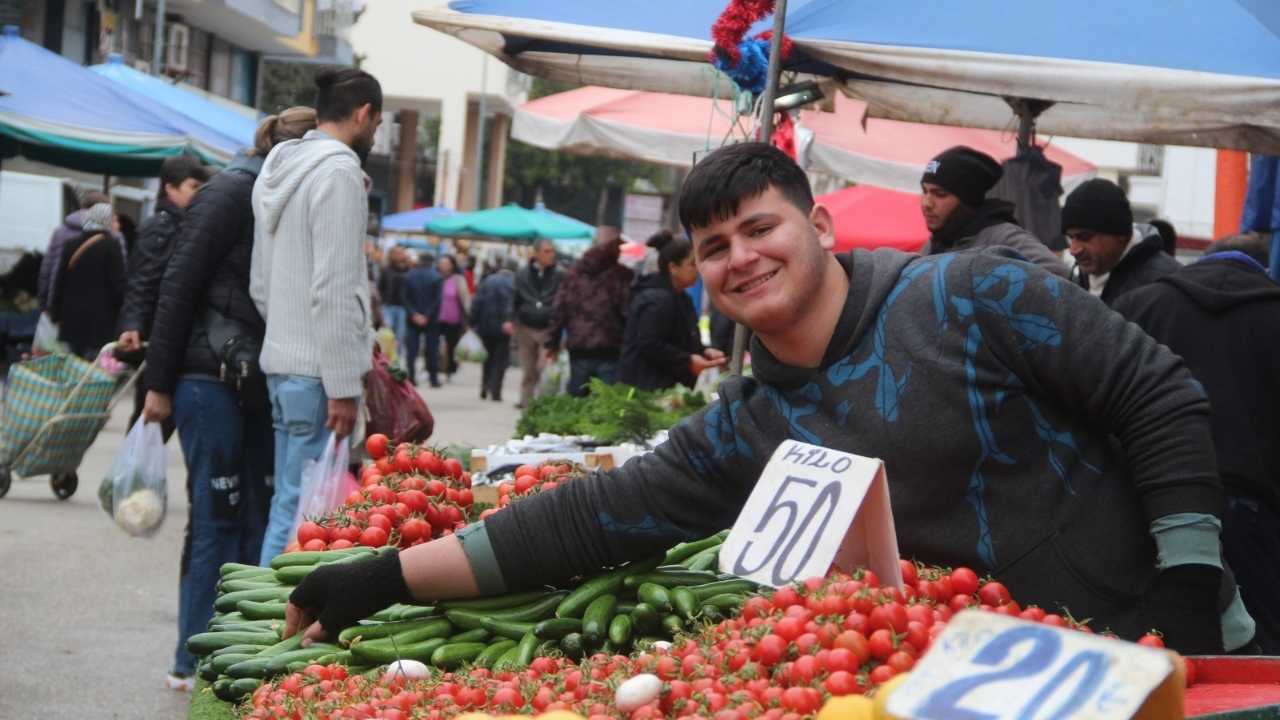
[0,353,118,476]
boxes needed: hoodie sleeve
[307,162,372,399]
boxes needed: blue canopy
[381,205,457,233]
[0,26,232,174]
[418,1,1280,152]
[91,54,257,154]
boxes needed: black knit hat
[1061,178,1133,236]
[921,146,1003,207]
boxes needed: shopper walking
[547,227,632,396]
[469,260,515,401]
[435,254,470,381]
[508,239,561,408]
[402,253,442,387]
[618,231,725,390]
[250,69,382,564]
[378,246,411,351]
[143,107,318,691]
[48,202,125,359]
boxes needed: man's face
[167,178,204,209]
[1067,229,1129,275]
[691,187,834,337]
[351,104,382,164]
[535,243,556,268]
[920,182,961,232]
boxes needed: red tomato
[491,687,523,710]
[869,664,897,685]
[514,464,538,479]
[899,559,919,587]
[397,489,430,515]
[375,457,395,476]
[773,616,806,642]
[949,593,977,611]
[296,521,326,545]
[365,433,389,459]
[513,474,538,494]
[824,670,862,696]
[822,647,859,674]
[978,581,1012,607]
[771,586,802,611]
[456,488,473,506]
[868,629,896,660]
[1137,633,1165,648]
[1042,613,1067,627]
[334,525,360,543]
[366,513,393,532]
[950,567,980,596]
[359,526,389,547]
[302,538,326,551]
[887,650,916,673]
[425,479,447,497]
[788,655,820,684]
[754,634,788,666]
[329,538,353,550]
[1020,605,1047,622]
[834,630,871,664]
[869,603,909,633]
[905,621,930,652]
[399,518,431,544]
[393,449,415,474]
[780,687,821,715]
[443,458,464,479]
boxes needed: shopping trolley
[0,343,142,500]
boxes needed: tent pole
[1007,98,1054,153]
[152,0,167,75]
[729,0,788,377]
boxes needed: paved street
[0,359,521,719]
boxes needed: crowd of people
[24,67,1278,691]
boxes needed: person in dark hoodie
[546,226,633,396]
[469,259,516,402]
[1063,178,1180,306]
[282,143,1251,657]
[142,107,317,692]
[920,146,1068,277]
[618,230,725,390]
[1114,233,1280,653]
[37,190,111,313]
[48,203,125,359]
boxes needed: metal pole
[729,0,788,376]
[151,0,166,75]
[473,54,488,210]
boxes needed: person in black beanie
[920,146,1068,277]
[1062,178,1179,306]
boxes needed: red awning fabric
[817,185,929,254]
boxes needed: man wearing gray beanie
[920,146,1068,277]
[1062,178,1180,306]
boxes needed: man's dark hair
[679,142,814,235]
[314,68,383,123]
[1206,232,1270,268]
[157,155,210,201]
[1150,218,1177,256]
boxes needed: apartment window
[209,38,231,98]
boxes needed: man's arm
[1001,227,1071,278]
[307,163,371,400]
[118,214,176,336]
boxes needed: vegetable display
[515,380,705,445]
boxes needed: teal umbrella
[424,203,594,241]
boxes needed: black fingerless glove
[1141,564,1224,654]
[289,550,413,636]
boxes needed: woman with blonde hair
[140,108,318,691]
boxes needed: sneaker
[164,672,194,692]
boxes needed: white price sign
[718,440,902,588]
[888,611,1174,720]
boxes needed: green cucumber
[314,651,353,666]
[702,592,747,610]
[261,645,340,676]
[636,583,672,610]
[630,603,661,634]
[430,642,488,668]
[689,579,757,601]
[581,595,618,644]
[623,570,720,588]
[219,578,281,593]
[215,586,293,613]
[475,639,517,668]
[671,587,699,620]
[211,678,237,701]
[199,660,220,683]
[661,614,685,636]
[220,562,266,578]
[493,644,522,671]
[339,617,452,647]
[447,628,490,643]
[269,547,373,570]
[238,599,287,620]
[615,601,637,614]
[350,637,447,664]
[533,618,582,640]
[608,614,633,647]
[662,533,726,565]
[700,605,725,622]
[481,617,536,641]
[512,632,539,668]
[439,590,552,612]
[257,634,305,658]
[211,652,258,676]
[684,546,721,572]
[445,592,566,630]
[554,557,661,619]
[210,643,269,658]
[209,620,283,634]
[207,612,249,627]
[393,605,438,621]
[187,631,280,656]
[559,632,585,660]
[273,564,317,585]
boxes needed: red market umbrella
[817,185,929,254]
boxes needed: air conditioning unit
[166,23,190,72]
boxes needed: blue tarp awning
[381,206,457,233]
[416,1,1280,152]
[0,25,233,174]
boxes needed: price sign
[887,610,1175,720]
[718,440,902,588]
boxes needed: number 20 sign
[719,440,903,588]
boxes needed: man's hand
[501,321,515,336]
[117,330,142,353]
[704,348,726,361]
[143,391,172,424]
[412,313,428,327]
[1140,564,1224,654]
[286,550,412,645]
[689,353,728,376]
[326,398,358,438]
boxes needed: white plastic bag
[456,329,487,363]
[292,433,355,537]
[108,419,169,537]
[536,350,570,398]
[32,312,67,356]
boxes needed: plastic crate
[1187,656,1280,719]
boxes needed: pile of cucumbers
[192,532,754,704]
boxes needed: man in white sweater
[250,68,382,563]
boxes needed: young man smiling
[284,143,1251,655]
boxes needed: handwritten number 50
[733,476,841,585]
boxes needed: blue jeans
[383,305,407,351]
[260,375,330,565]
[404,321,441,385]
[568,353,619,397]
[172,378,272,675]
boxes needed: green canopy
[424,203,594,241]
